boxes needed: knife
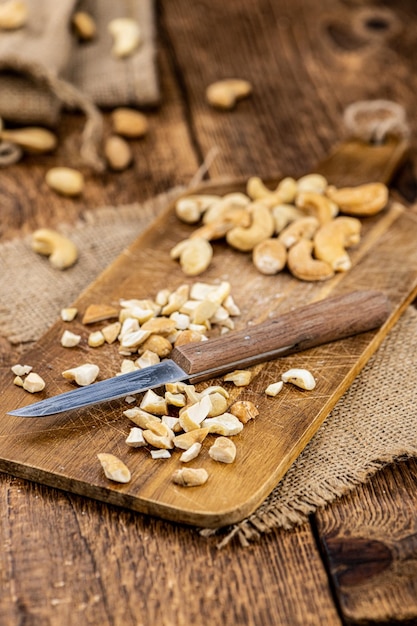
[8,290,390,417]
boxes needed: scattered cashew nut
[32,228,78,270]
[206,79,252,110]
[226,203,274,251]
[326,182,389,216]
[0,0,27,30]
[314,216,361,272]
[108,18,141,58]
[287,239,334,282]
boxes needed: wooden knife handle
[170,290,391,382]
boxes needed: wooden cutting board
[2,137,417,529]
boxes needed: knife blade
[8,290,390,417]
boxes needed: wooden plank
[315,459,417,623]
[2,160,417,528]
[0,474,341,626]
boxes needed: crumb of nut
[22,372,46,393]
[265,381,284,397]
[281,368,316,390]
[229,400,259,423]
[61,330,81,348]
[60,307,78,322]
[209,436,236,463]
[97,453,131,483]
[172,467,208,486]
[223,369,252,386]
[11,364,32,376]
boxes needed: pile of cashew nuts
[171,174,389,281]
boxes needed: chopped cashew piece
[202,413,244,436]
[72,10,96,40]
[11,364,32,376]
[209,437,236,463]
[97,453,131,483]
[82,303,119,324]
[61,307,78,322]
[179,394,212,432]
[151,449,171,460]
[180,442,202,462]
[88,331,105,348]
[101,322,122,344]
[123,407,161,429]
[172,467,209,486]
[281,368,316,390]
[111,108,148,138]
[135,350,160,369]
[223,370,252,387]
[125,427,146,448]
[62,363,99,386]
[22,372,46,393]
[61,330,82,348]
[32,228,78,270]
[229,400,259,423]
[173,428,210,450]
[140,389,167,415]
[265,381,284,397]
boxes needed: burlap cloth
[0,0,159,170]
[1,188,417,547]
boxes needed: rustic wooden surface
[1,0,417,623]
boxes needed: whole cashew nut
[206,79,252,110]
[278,216,320,249]
[32,228,78,270]
[108,18,141,58]
[287,239,334,282]
[314,216,361,272]
[326,182,389,216]
[247,176,297,207]
[296,191,338,224]
[226,203,275,251]
[170,237,213,275]
[252,238,287,275]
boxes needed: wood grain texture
[1,0,417,623]
[315,459,417,624]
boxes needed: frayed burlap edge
[207,305,417,548]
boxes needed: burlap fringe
[0,59,104,171]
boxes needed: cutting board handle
[171,290,391,381]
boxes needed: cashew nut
[278,216,320,249]
[287,239,334,282]
[0,0,27,30]
[209,437,236,463]
[326,182,389,216]
[111,108,148,138]
[175,194,221,224]
[108,18,141,58]
[170,237,213,275]
[271,204,305,233]
[247,176,297,207]
[172,467,209,487]
[206,79,252,110]
[297,173,328,194]
[97,453,131,483]
[226,203,275,251]
[314,216,361,272]
[252,238,287,275]
[202,193,250,224]
[180,442,203,462]
[201,413,244,436]
[72,11,96,41]
[0,127,57,153]
[32,228,78,270]
[229,400,259,423]
[104,135,132,171]
[265,381,284,397]
[62,363,99,386]
[296,191,338,224]
[45,167,84,197]
[281,368,316,390]
[22,372,46,393]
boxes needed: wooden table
[1,1,417,623]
